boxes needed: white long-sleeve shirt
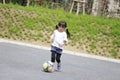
[51,30,68,49]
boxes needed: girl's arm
[48,38,53,43]
[48,30,55,43]
[59,40,68,47]
[59,32,68,47]
[63,40,67,45]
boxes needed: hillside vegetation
[0,3,120,59]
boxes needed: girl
[49,21,70,71]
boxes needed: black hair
[56,21,70,38]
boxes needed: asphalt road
[0,42,120,80]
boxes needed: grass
[110,49,118,58]
[0,3,120,59]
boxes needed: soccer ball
[42,61,54,72]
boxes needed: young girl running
[49,21,70,71]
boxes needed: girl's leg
[51,51,56,63]
[56,53,61,63]
[56,53,62,71]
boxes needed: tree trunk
[3,0,5,4]
[26,0,30,6]
[92,0,120,18]
[107,0,120,18]
[92,0,103,16]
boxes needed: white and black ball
[42,61,54,72]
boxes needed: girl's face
[58,26,65,32]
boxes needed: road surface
[0,42,120,80]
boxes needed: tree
[107,0,120,18]
[3,0,5,4]
[92,0,102,16]
[26,0,30,6]
[92,0,120,18]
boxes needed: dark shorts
[51,46,63,54]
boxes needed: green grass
[110,49,118,58]
[0,3,120,59]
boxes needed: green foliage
[110,49,118,57]
[89,43,96,50]
[9,26,19,33]
[113,39,120,47]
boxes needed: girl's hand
[59,40,68,47]
[48,39,53,43]
[59,43,64,47]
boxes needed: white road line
[0,38,120,63]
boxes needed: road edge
[0,38,120,64]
